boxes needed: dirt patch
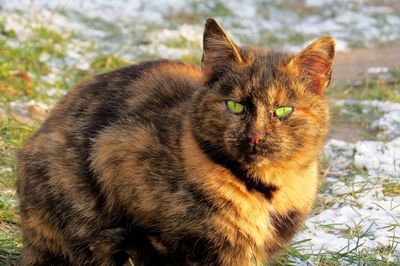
[332,43,400,82]
[329,121,362,143]
[328,43,400,142]
[328,119,380,143]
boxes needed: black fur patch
[194,137,277,201]
[185,183,219,217]
[174,233,219,264]
[270,210,301,240]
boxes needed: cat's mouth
[236,140,280,161]
[249,142,259,154]
[244,153,272,166]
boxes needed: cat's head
[190,18,335,173]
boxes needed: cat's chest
[206,164,318,260]
[182,120,318,261]
[210,170,271,241]
[203,172,271,262]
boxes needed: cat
[17,18,335,265]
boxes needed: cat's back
[17,60,201,166]
[16,59,203,265]
[33,59,202,136]
[17,59,202,215]
[17,59,202,188]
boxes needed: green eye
[226,100,244,114]
[274,106,294,118]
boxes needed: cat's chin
[245,154,271,167]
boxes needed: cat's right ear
[202,18,243,74]
[288,36,335,94]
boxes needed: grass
[0,120,31,265]
[0,222,21,265]
[1,2,400,265]
[0,108,36,266]
[90,54,129,73]
[329,101,383,141]
[328,70,400,103]
[274,244,400,265]
[0,15,71,265]
[383,182,400,196]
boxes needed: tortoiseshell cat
[17,19,335,265]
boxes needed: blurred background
[0,1,399,265]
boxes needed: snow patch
[340,100,400,139]
[367,67,389,74]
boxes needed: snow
[354,138,400,176]
[141,24,203,59]
[294,86,400,262]
[0,167,12,174]
[367,67,389,74]
[297,183,400,254]
[297,100,400,262]
[3,0,400,54]
[9,100,50,121]
[337,100,400,139]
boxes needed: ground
[0,1,399,265]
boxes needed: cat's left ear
[202,18,243,74]
[288,36,335,94]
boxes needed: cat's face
[191,19,334,170]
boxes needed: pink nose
[248,135,260,145]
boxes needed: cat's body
[17,19,335,265]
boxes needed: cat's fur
[17,19,335,265]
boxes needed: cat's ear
[202,18,243,73]
[288,36,335,94]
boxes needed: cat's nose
[248,134,261,145]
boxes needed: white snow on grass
[9,100,50,122]
[338,100,400,139]
[294,105,400,263]
[140,24,203,59]
[3,0,400,54]
[0,6,96,77]
[367,67,389,74]
[0,8,82,41]
[294,83,400,263]
[355,138,400,176]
